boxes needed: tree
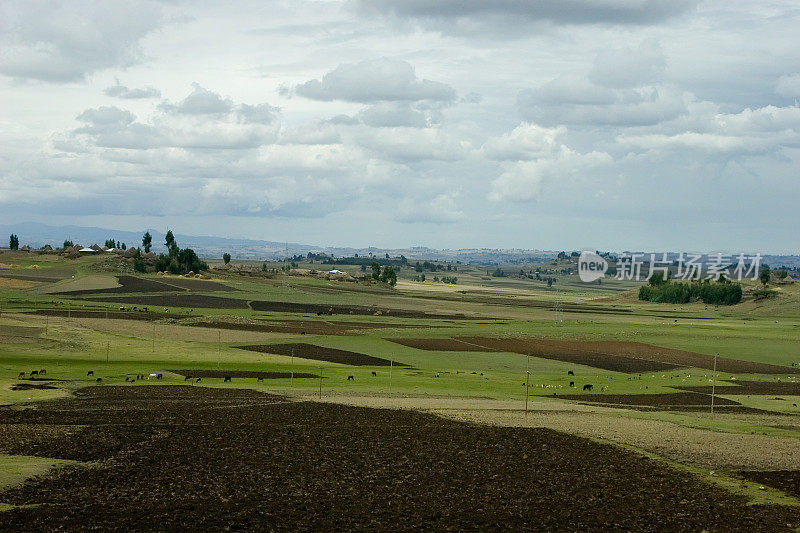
[121,242,126,250]
[760,267,771,285]
[165,230,175,249]
[371,261,380,281]
[63,240,74,250]
[142,231,152,253]
[104,239,116,249]
[9,234,19,251]
[223,253,231,264]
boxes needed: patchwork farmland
[1,252,800,530]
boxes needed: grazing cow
[569,381,575,387]
[184,375,192,381]
[568,370,575,376]
[316,311,323,316]
[17,372,24,379]
[156,373,163,380]
[125,377,131,382]
[257,376,264,382]
[435,373,440,378]
[196,378,201,383]
[583,384,593,391]
[39,369,46,375]
[301,331,306,335]
[224,376,231,382]
[30,370,38,376]
[347,375,354,381]
[793,403,797,407]
[95,377,102,382]
[371,371,377,377]
[87,371,94,376]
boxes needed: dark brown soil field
[85,294,250,309]
[58,275,235,295]
[555,392,742,407]
[172,369,320,379]
[32,309,185,320]
[10,382,59,391]
[0,386,797,531]
[237,343,405,366]
[195,319,419,336]
[456,337,795,374]
[678,381,800,395]
[739,471,800,499]
[387,337,501,352]
[249,299,474,319]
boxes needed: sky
[0,0,799,253]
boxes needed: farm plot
[554,392,743,409]
[740,471,800,499]
[194,319,420,336]
[678,381,800,395]
[56,275,188,295]
[0,386,798,531]
[171,370,319,379]
[249,299,474,319]
[455,337,795,374]
[237,342,405,366]
[85,294,249,309]
[387,337,500,352]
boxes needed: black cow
[224,376,231,382]
[184,375,192,381]
[39,369,46,375]
[17,372,24,379]
[30,370,38,376]
[347,375,354,381]
[583,384,593,391]
[156,373,162,380]
[371,371,377,377]
[96,377,102,382]
[568,370,574,376]
[569,381,575,387]
[196,378,201,383]
[87,371,94,376]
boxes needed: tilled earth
[0,386,799,531]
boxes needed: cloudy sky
[1,1,798,253]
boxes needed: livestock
[568,370,574,376]
[583,384,593,391]
[371,371,377,377]
[196,378,201,383]
[184,375,192,381]
[95,377,102,382]
[39,369,46,375]
[224,376,231,382]
[30,370,38,376]
[347,375,354,381]
[87,371,94,376]
[17,372,24,379]
[569,381,575,387]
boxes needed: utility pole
[291,347,295,387]
[318,367,323,399]
[389,358,393,395]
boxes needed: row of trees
[370,261,397,285]
[9,234,19,250]
[639,276,743,305]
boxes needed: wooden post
[525,370,530,416]
[711,354,718,416]
[106,341,109,363]
[217,329,221,368]
[318,367,323,399]
[389,358,393,395]
[45,315,48,336]
[291,347,295,387]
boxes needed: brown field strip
[554,392,742,408]
[740,471,800,499]
[237,342,405,366]
[387,337,500,352]
[678,381,800,395]
[196,319,419,336]
[85,294,249,309]
[0,386,797,530]
[455,337,795,374]
[249,299,477,319]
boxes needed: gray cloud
[159,83,234,115]
[358,102,429,128]
[353,0,698,34]
[296,57,456,103]
[0,0,162,82]
[105,81,161,99]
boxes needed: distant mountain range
[1,221,797,268]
